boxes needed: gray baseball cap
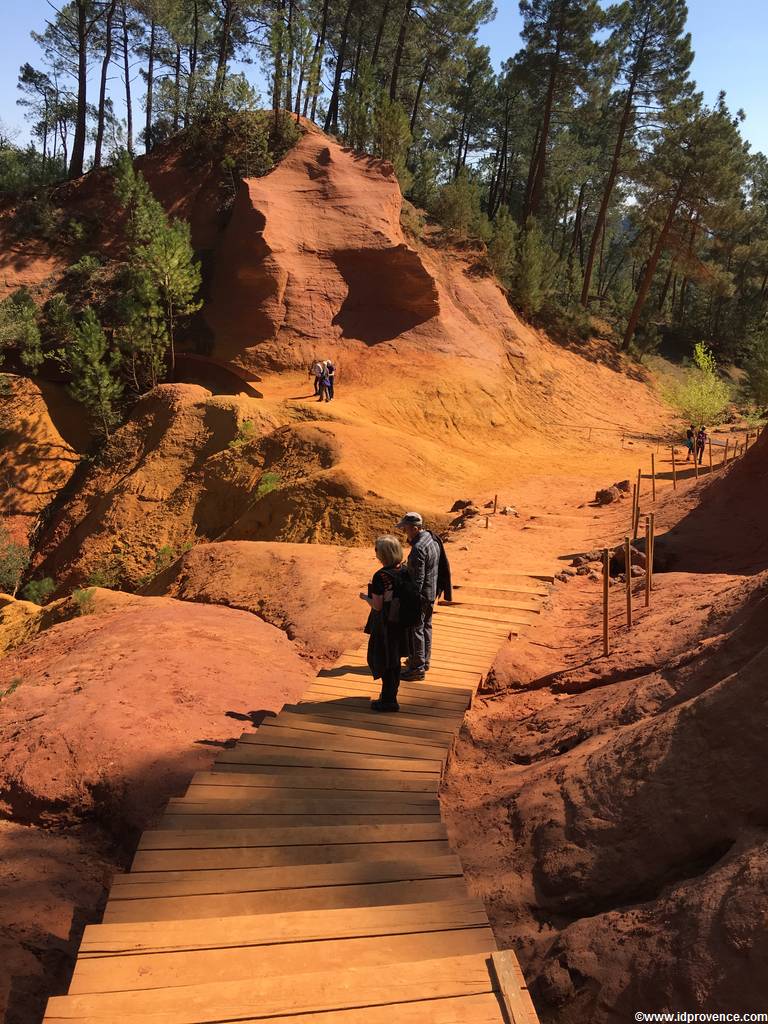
[396,512,423,529]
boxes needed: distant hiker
[397,512,452,681]
[318,362,332,402]
[685,424,696,462]
[324,359,336,401]
[309,360,323,396]
[696,425,707,464]
[360,535,415,712]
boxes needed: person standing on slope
[324,359,336,401]
[318,361,332,402]
[309,359,323,397]
[685,424,696,462]
[397,512,452,681]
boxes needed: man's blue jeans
[408,602,434,672]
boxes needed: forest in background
[2,0,768,400]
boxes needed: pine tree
[488,206,519,285]
[67,308,124,436]
[0,289,43,372]
[580,0,693,306]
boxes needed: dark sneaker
[370,699,399,712]
[401,669,426,681]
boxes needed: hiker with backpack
[318,361,332,402]
[360,535,420,712]
[324,359,336,400]
[397,512,452,681]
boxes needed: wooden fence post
[625,536,633,629]
[493,494,498,515]
[649,512,655,592]
[671,446,677,490]
[694,446,699,480]
[651,454,656,501]
[602,548,610,657]
[485,515,489,529]
[724,439,730,466]
[644,515,651,608]
[708,437,713,474]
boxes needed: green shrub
[433,171,491,242]
[21,577,55,605]
[667,343,733,424]
[72,587,96,615]
[66,253,102,283]
[0,524,28,596]
[256,471,281,498]
[229,419,256,449]
[0,678,22,701]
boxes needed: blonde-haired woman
[360,535,408,712]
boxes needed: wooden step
[137,822,449,851]
[69,925,496,994]
[132,837,453,873]
[46,952,500,1020]
[237,727,449,762]
[101,875,470,923]
[191,767,440,792]
[214,746,443,773]
[78,898,489,954]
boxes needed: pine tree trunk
[69,0,89,179]
[215,0,234,96]
[185,0,200,127]
[273,2,285,128]
[658,263,674,312]
[324,0,356,133]
[173,43,181,130]
[389,0,412,102]
[122,1,134,155]
[307,0,330,120]
[522,124,540,223]
[623,189,683,350]
[284,0,294,111]
[94,0,117,169]
[145,18,156,153]
[410,56,430,134]
[524,4,565,222]
[371,0,391,68]
[581,80,637,306]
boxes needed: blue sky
[2,0,767,154]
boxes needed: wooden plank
[279,708,458,741]
[70,926,496,994]
[265,712,457,743]
[189,768,440,792]
[442,596,541,612]
[302,684,471,711]
[280,702,461,727]
[79,898,490,955]
[157,812,443,830]
[46,951,496,1019]
[214,745,443,773]
[321,668,478,696]
[320,670,479,690]
[237,727,448,761]
[137,822,449,851]
[302,684,469,712]
[277,706,460,735]
[437,608,533,626]
[110,856,463,900]
[454,583,548,597]
[181,785,440,805]
[132,838,453,872]
[320,667,479,690]
[164,796,442,816]
[47,993,506,1024]
[339,650,492,670]
[491,950,541,1024]
[100,875,470,922]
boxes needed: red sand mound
[149,539,378,661]
[0,589,312,1023]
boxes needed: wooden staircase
[44,573,549,1023]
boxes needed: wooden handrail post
[671,446,677,489]
[602,547,610,657]
[485,514,489,529]
[625,536,633,629]
[644,515,651,608]
[651,453,656,501]
[694,445,699,479]
[724,439,729,466]
[630,483,637,534]
[708,437,713,474]
[493,494,498,514]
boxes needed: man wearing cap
[397,512,441,681]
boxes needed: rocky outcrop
[205,124,439,369]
